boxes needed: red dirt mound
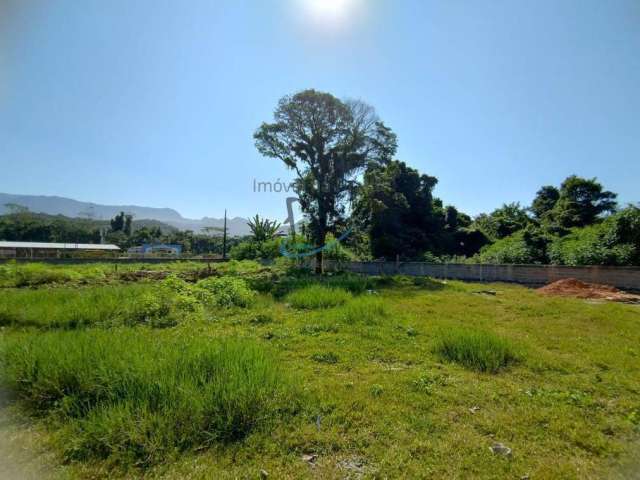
[538,278,640,303]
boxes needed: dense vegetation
[472,178,639,266]
[1,261,639,478]
[249,89,638,266]
[0,210,245,255]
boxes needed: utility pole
[222,209,228,260]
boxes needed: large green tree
[474,202,531,240]
[552,175,617,228]
[254,89,397,272]
[353,161,441,259]
[530,185,560,220]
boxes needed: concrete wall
[320,260,640,291]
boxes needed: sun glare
[299,0,358,26]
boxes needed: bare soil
[538,278,640,303]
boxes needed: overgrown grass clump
[435,328,519,373]
[0,284,161,329]
[285,285,352,309]
[0,261,107,287]
[271,272,375,298]
[0,329,300,467]
[338,296,389,324]
[0,275,258,330]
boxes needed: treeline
[245,89,638,267]
[231,172,639,266]
[471,177,639,266]
[0,210,244,256]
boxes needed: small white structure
[0,241,120,258]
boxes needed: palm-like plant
[247,215,281,242]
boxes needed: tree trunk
[315,249,323,274]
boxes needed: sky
[0,0,638,221]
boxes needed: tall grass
[285,285,352,309]
[272,273,375,298]
[0,285,155,329]
[435,328,519,373]
[0,260,264,288]
[337,296,389,324]
[0,283,198,329]
[0,329,300,466]
[0,261,108,287]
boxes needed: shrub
[196,276,256,307]
[285,285,352,309]
[548,208,640,266]
[229,241,262,260]
[229,239,282,260]
[0,330,300,466]
[435,328,519,373]
[474,232,538,264]
[129,291,174,327]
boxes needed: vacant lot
[1,261,639,479]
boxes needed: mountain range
[0,193,253,236]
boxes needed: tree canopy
[254,89,397,271]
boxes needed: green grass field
[1,261,639,479]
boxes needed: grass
[435,328,520,372]
[0,259,270,288]
[0,285,152,329]
[337,295,389,324]
[1,329,300,467]
[1,263,640,478]
[285,284,352,309]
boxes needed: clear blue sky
[1,0,638,220]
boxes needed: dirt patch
[0,388,64,479]
[538,278,640,303]
[116,268,219,283]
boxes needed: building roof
[0,241,120,251]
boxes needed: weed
[299,323,339,335]
[370,384,384,397]
[311,352,339,364]
[411,373,449,394]
[286,285,352,309]
[435,328,519,373]
[250,313,274,325]
[196,276,256,307]
[338,296,388,324]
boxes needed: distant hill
[0,193,252,236]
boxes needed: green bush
[0,330,300,466]
[285,285,352,309]
[196,276,256,307]
[435,328,519,373]
[229,239,282,260]
[548,208,640,265]
[474,232,537,264]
